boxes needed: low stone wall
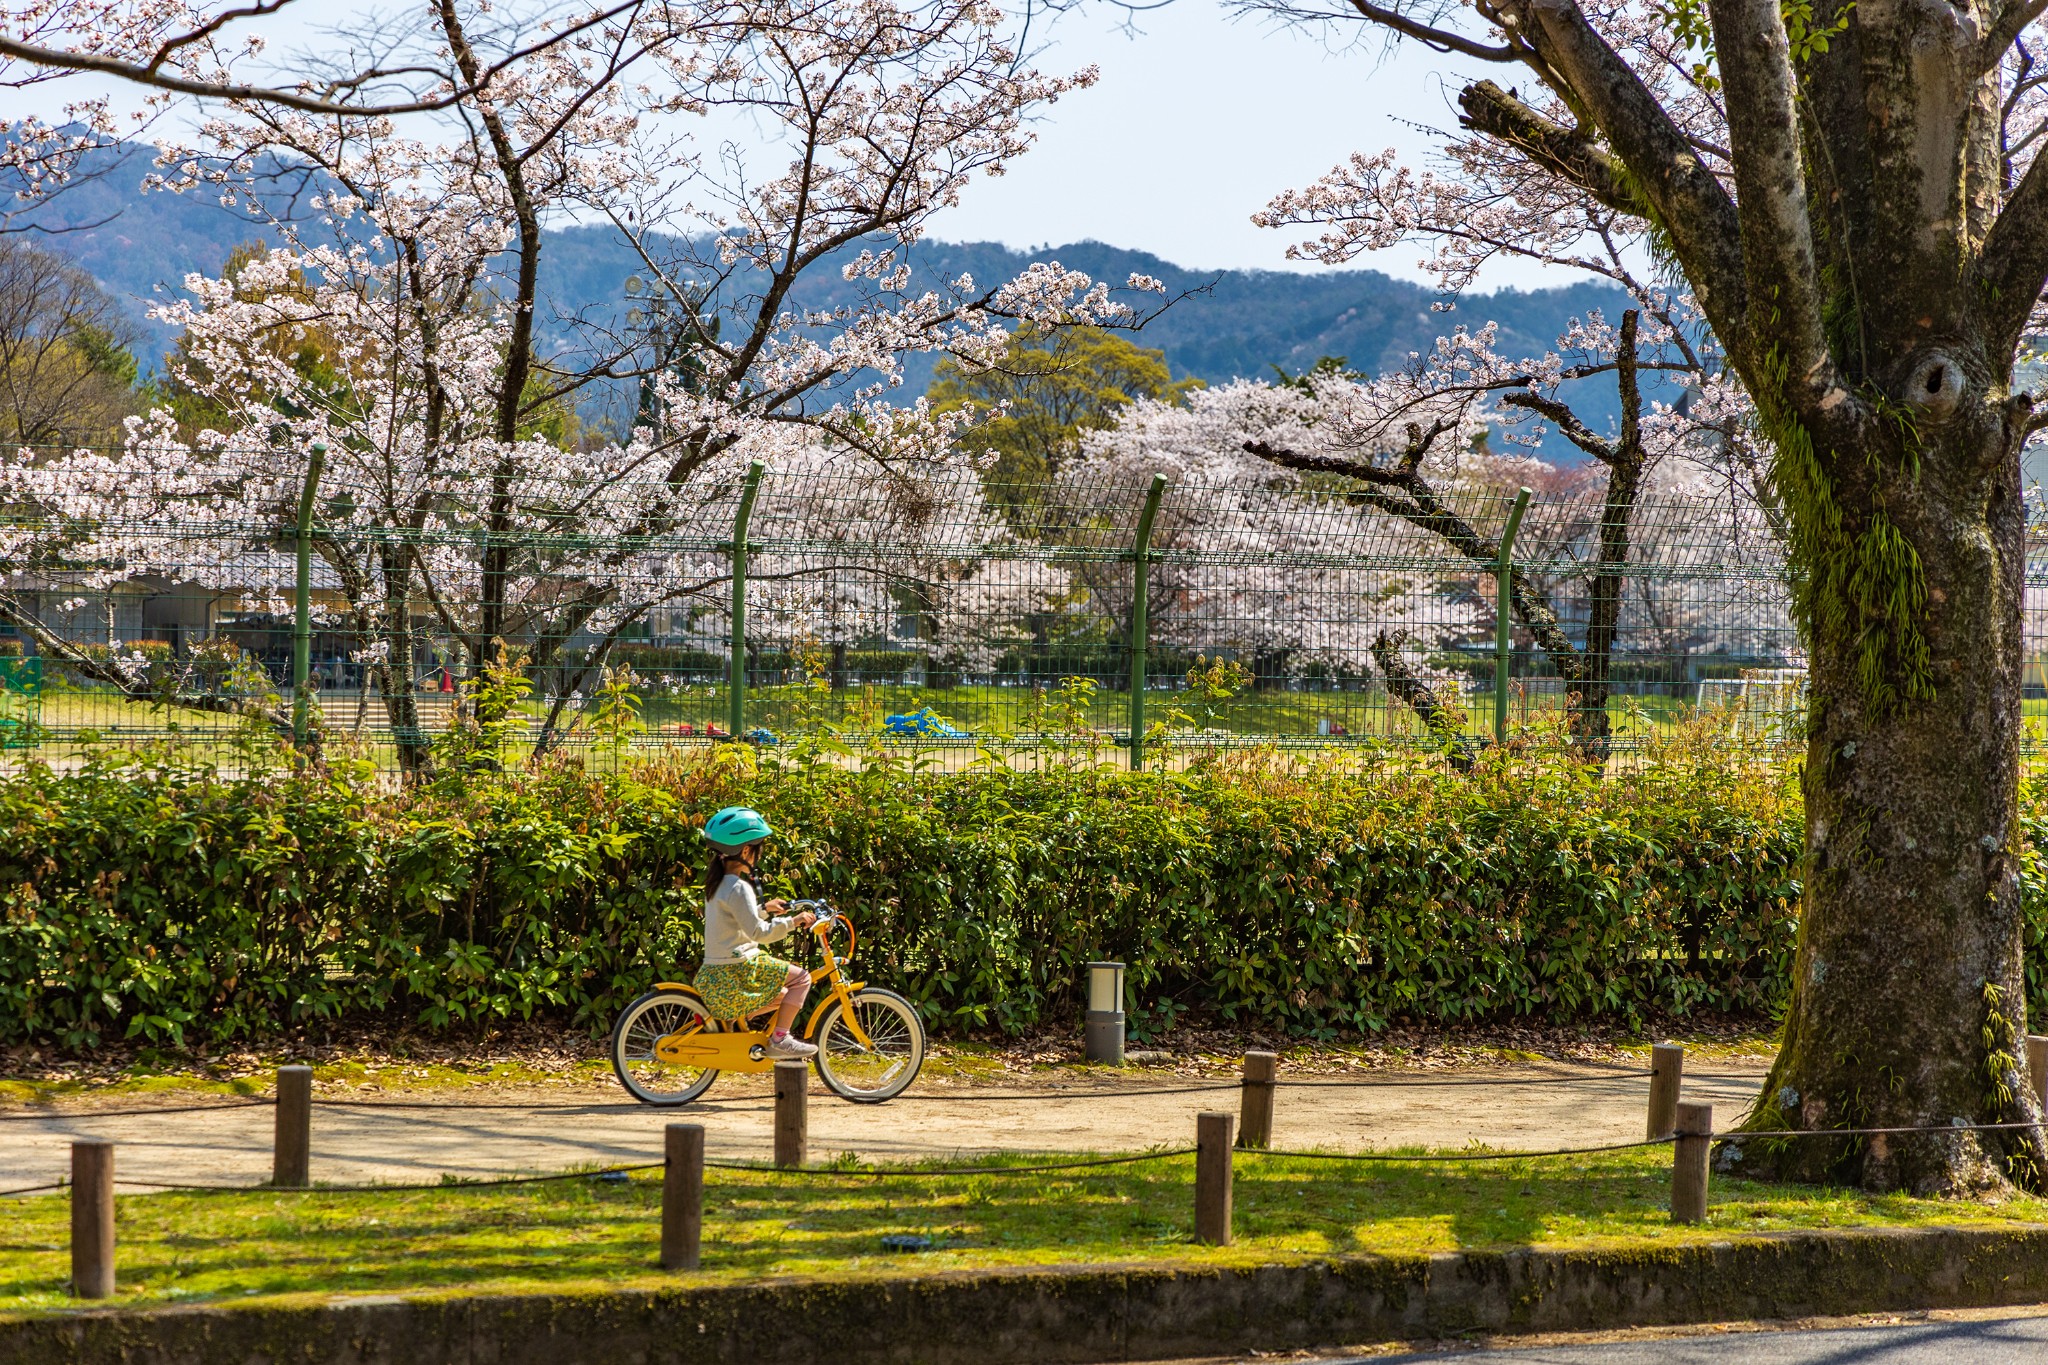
[6,1226,2048,1364]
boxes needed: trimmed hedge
[0,747,1852,1049]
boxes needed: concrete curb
[6,1225,2048,1364]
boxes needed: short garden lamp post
[1084,961,1125,1065]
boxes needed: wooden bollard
[1195,1111,1234,1246]
[1647,1043,1684,1139]
[1237,1052,1277,1150]
[2028,1035,2048,1111]
[1670,1101,1712,1225]
[662,1124,704,1271]
[273,1065,312,1188]
[70,1139,115,1299]
[773,1061,808,1169]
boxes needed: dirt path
[0,1060,1769,1192]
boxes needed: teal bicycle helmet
[703,806,773,851]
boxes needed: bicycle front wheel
[811,988,925,1103]
[611,989,721,1105]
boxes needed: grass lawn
[2,1147,2044,1314]
[9,680,1741,772]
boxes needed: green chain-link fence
[0,453,1926,773]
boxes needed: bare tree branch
[1704,0,1832,402]
[1341,0,1518,60]
[1499,389,1617,461]
[1980,0,2048,74]
[143,0,290,74]
[0,592,293,736]
[1982,143,2048,362]
[1455,79,1640,215]
[1242,435,1584,671]
[1371,628,1476,770]
[1497,0,1748,345]
[0,0,645,118]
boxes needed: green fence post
[1493,486,1532,747]
[292,442,327,750]
[1127,475,1168,771]
[727,461,766,740]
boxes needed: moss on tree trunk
[1734,412,2047,1193]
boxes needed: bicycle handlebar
[790,898,839,927]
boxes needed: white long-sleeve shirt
[702,874,795,965]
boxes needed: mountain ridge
[12,146,1644,440]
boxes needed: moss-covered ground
[3,1146,2044,1315]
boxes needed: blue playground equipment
[883,708,966,739]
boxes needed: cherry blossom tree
[1232,298,1763,757]
[1240,29,1790,759]
[1250,0,2048,1192]
[665,442,1071,703]
[1067,321,1790,760]
[0,0,1161,773]
[1061,379,1488,754]
[0,0,661,234]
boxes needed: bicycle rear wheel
[611,989,721,1105]
[811,988,925,1103]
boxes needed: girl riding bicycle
[693,806,818,1060]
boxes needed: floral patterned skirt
[694,954,794,1021]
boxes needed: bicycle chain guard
[653,1029,777,1071]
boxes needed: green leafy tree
[931,325,1198,500]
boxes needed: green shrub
[0,742,1905,1050]
[0,756,377,1047]
[841,649,919,679]
[609,645,726,674]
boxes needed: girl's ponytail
[702,850,761,896]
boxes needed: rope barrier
[94,1151,1198,1192]
[45,1123,2042,1201]
[704,1149,1200,1178]
[110,1162,663,1194]
[56,1122,2018,1200]
[1273,1070,1655,1090]
[907,1082,1240,1101]
[1244,1137,1677,1163]
[311,1098,670,1112]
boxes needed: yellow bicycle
[609,900,926,1105]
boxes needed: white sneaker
[764,1034,816,1059]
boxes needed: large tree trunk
[1702,0,2048,1192]
[1289,0,2048,1194]
[1732,403,2047,1193]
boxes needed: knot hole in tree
[1898,350,1966,422]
